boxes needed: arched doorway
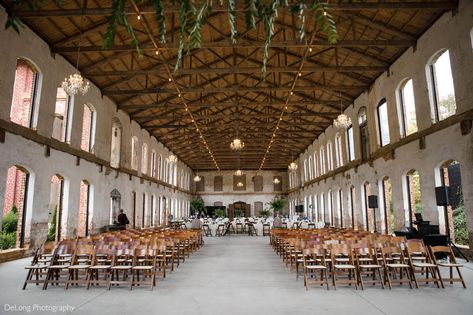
[49,174,65,241]
[110,189,121,224]
[228,201,250,219]
[2,165,31,249]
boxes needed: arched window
[110,118,122,168]
[313,152,318,177]
[335,133,343,168]
[380,176,393,234]
[52,87,73,142]
[78,180,93,237]
[81,104,96,152]
[10,58,40,129]
[397,79,418,137]
[358,107,370,161]
[49,174,67,241]
[157,154,162,180]
[377,99,390,147]
[131,136,139,170]
[327,141,333,171]
[427,50,456,122]
[308,156,313,179]
[2,165,33,249]
[319,147,325,175]
[403,170,421,227]
[141,143,148,174]
[151,150,157,177]
[346,126,355,162]
[303,159,308,182]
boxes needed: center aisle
[2,236,472,314]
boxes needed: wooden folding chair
[330,244,358,290]
[87,247,113,289]
[65,245,95,289]
[429,245,466,288]
[380,245,414,289]
[108,249,133,290]
[131,248,157,290]
[406,239,444,289]
[43,244,75,290]
[23,243,56,289]
[354,244,384,289]
[303,246,329,290]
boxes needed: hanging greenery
[4,0,341,73]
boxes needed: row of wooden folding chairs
[270,229,466,290]
[23,229,203,290]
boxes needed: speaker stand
[443,205,469,262]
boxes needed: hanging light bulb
[237,181,244,187]
[193,175,201,182]
[273,177,281,184]
[62,14,89,96]
[166,154,178,164]
[230,138,245,150]
[234,169,244,176]
[333,91,352,130]
[288,162,298,172]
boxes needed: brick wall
[2,166,27,247]
[10,59,36,127]
[80,104,92,152]
[77,181,88,237]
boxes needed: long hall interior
[0,1,472,314]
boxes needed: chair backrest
[429,245,457,263]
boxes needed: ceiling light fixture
[62,14,89,96]
[193,175,201,182]
[237,181,244,187]
[273,177,280,184]
[333,91,352,130]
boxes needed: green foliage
[190,197,205,213]
[153,0,166,43]
[267,196,286,215]
[234,208,244,218]
[6,1,344,75]
[214,207,226,218]
[259,208,271,218]
[453,202,468,246]
[47,206,57,242]
[103,0,140,56]
[2,207,18,234]
[0,232,16,250]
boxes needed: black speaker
[435,186,450,206]
[368,195,378,208]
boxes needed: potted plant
[190,197,205,216]
[215,207,226,218]
[267,196,287,217]
[259,208,271,218]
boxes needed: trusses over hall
[0,0,459,170]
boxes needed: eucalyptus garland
[4,0,341,74]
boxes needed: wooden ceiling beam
[13,2,457,18]
[105,84,365,96]
[53,39,415,53]
[84,65,387,77]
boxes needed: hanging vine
[4,0,343,74]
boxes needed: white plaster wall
[194,170,288,215]
[290,0,473,245]
[0,7,192,250]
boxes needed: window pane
[401,79,418,136]
[433,51,456,121]
[377,101,390,146]
[347,127,355,161]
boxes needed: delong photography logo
[3,304,74,313]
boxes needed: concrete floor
[0,236,473,315]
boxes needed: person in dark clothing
[117,209,130,227]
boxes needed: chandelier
[288,162,298,172]
[193,175,201,182]
[333,91,352,130]
[237,181,244,187]
[234,169,244,176]
[273,177,280,184]
[62,74,89,96]
[62,14,89,96]
[230,138,245,150]
[166,154,178,164]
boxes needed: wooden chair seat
[437,262,463,267]
[386,263,410,268]
[68,265,91,269]
[334,264,356,269]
